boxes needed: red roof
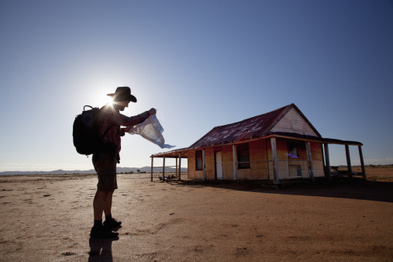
[189,103,320,149]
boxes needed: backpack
[73,105,108,155]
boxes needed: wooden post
[358,145,366,179]
[232,145,237,181]
[175,157,178,178]
[306,142,314,181]
[151,156,154,182]
[162,156,166,182]
[265,139,270,180]
[345,145,352,177]
[324,143,331,180]
[202,149,206,181]
[270,138,279,184]
[178,153,182,181]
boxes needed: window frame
[195,150,203,170]
[237,143,251,169]
[287,140,305,159]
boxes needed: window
[288,141,304,158]
[195,150,203,170]
[237,143,250,169]
[288,142,299,158]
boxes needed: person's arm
[119,108,157,135]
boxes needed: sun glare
[94,93,114,107]
[106,97,114,107]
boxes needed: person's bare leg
[91,190,118,238]
[102,191,121,229]
[103,191,113,216]
[93,190,108,221]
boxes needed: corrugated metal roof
[151,104,363,158]
[189,103,319,149]
[272,132,362,146]
[150,148,189,158]
[151,132,362,158]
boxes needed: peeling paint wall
[187,138,324,181]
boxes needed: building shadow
[169,178,393,203]
[88,236,118,262]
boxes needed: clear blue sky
[1,0,392,172]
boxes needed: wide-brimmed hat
[107,86,137,102]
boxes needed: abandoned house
[150,103,366,184]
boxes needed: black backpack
[73,105,110,155]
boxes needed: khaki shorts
[92,153,118,192]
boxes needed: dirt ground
[0,166,392,261]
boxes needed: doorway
[215,151,223,180]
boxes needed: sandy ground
[0,168,392,262]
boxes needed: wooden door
[215,151,223,179]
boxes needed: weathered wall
[277,139,324,179]
[187,138,325,181]
[310,142,325,178]
[271,107,318,136]
[237,140,270,180]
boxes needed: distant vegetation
[365,164,393,168]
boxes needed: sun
[94,92,114,107]
[106,97,114,107]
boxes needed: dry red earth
[0,166,392,261]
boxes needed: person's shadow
[88,236,118,262]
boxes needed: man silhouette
[90,86,156,238]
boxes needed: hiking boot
[104,218,122,230]
[90,226,119,239]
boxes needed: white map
[127,115,175,149]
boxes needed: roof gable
[270,107,319,136]
[189,103,321,149]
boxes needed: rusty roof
[189,103,320,149]
[151,104,362,158]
